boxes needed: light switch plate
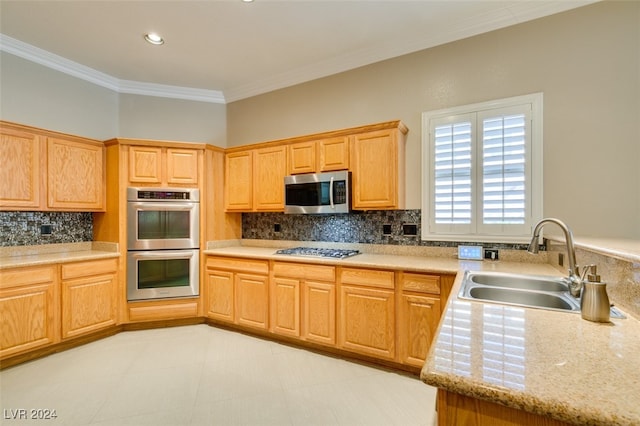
[458,245,483,260]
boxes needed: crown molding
[0,34,226,104]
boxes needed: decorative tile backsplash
[242,210,533,250]
[0,212,93,246]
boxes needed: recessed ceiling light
[242,0,254,3]
[144,33,164,45]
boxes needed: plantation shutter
[478,105,531,235]
[430,114,474,234]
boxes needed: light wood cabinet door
[350,128,402,209]
[339,285,395,360]
[0,127,43,209]
[166,148,199,185]
[128,146,162,184]
[253,145,287,211]
[399,293,440,367]
[235,273,269,330]
[206,270,235,323]
[319,136,349,171]
[47,137,105,210]
[271,277,300,337]
[0,266,59,359]
[288,141,316,175]
[303,280,336,346]
[60,259,118,340]
[225,150,253,211]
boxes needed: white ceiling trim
[0,34,226,104]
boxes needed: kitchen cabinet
[224,150,253,211]
[205,256,269,330]
[225,145,287,212]
[60,259,118,340]
[350,124,406,210]
[0,266,59,359]
[0,122,105,212]
[287,136,349,175]
[398,272,442,367]
[48,137,105,210]
[272,262,336,343]
[436,389,572,426]
[0,126,44,209]
[128,145,200,186]
[339,267,396,360]
[253,145,287,211]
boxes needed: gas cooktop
[275,247,360,259]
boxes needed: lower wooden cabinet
[235,273,269,330]
[271,262,336,343]
[0,266,59,359]
[205,256,269,331]
[339,268,396,360]
[399,293,440,367]
[302,280,336,346]
[60,259,118,339]
[208,256,452,368]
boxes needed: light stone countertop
[0,242,119,270]
[420,272,640,426]
[205,244,640,426]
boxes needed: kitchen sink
[459,271,625,318]
[468,287,575,311]
[468,272,569,292]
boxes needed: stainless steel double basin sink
[458,271,624,318]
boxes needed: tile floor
[1,325,437,425]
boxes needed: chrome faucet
[527,218,582,298]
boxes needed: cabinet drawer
[206,256,268,275]
[0,266,56,289]
[401,273,440,295]
[61,258,118,280]
[273,262,335,282]
[340,268,394,289]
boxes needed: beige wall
[0,52,118,140]
[118,94,226,145]
[226,1,640,239]
[0,53,226,145]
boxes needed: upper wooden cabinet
[225,150,253,211]
[288,136,349,175]
[0,122,105,212]
[350,124,407,210]
[227,120,405,212]
[225,145,287,212]
[48,137,105,210]
[128,145,200,187]
[253,145,287,211]
[0,126,43,209]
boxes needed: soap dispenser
[580,265,610,323]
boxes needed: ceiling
[0,0,597,103]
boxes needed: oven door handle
[129,250,196,259]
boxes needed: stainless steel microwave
[284,171,351,214]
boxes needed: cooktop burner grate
[275,247,360,259]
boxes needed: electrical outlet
[273,223,281,233]
[558,252,564,267]
[484,249,499,261]
[40,225,52,235]
[402,224,417,236]
[382,224,392,235]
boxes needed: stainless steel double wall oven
[126,187,200,301]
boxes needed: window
[422,93,543,242]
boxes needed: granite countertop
[420,273,640,426]
[0,242,120,270]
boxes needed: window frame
[421,93,543,243]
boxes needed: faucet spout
[528,218,582,297]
